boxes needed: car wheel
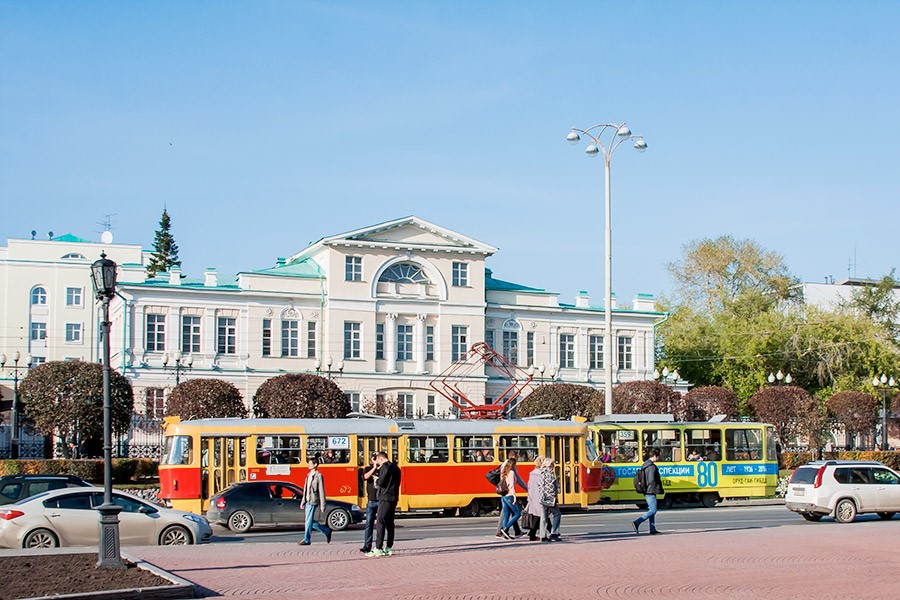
[327,508,351,531]
[876,512,896,520]
[227,510,254,533]
[834,498,857,523]
[23,528,59,549]
[159,524,193,545]
[459,500,481,518]
[801,512,823,522]
[700,493,719,508]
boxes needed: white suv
[785,460,900,523]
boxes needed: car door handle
[47,513,62,518]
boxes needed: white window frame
[146,314,166,352]
[65,287,83,307]
[452,262,469,287]
[282,319,299,357]
[589,335,604,369]
[65,323,82,343]
[182,315,201,354]
[217,317,237,355]
[618,336,633,370]
[559,333,575,369]
[344,321,361,359]
[397,324,413,361]
[345,256,362,282]
[452,325,468,362]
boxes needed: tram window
[726,428,763,461]
[257,435,302,464]
[765,426,777,461]
[498,435,538,462]
[407,436,449,463]
[684,429,722,462]
[454,436,494,463]
[306,436,350,464]
[595,429,639,463]
[162,436,193,465]
[643,429,681,462]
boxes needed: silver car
[0,487,213,548]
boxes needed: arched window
[61,253,87,260]
[31,287,47,305]
[378,262,431,284]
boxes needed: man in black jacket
[632,447,663,535]
[367,451,401,557]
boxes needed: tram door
[546,436,581,506]
[200,436,247,510]
[355,436,398,504]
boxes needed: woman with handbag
[524,456,546,541]
[498,456,522,539]
[539,458,562,541]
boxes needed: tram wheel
[700,493,719,508]
[459,500,481,517]
[659,495,675,510]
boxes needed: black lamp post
[872,374,896,450]
[90,253,123,569]
[0,350,32,459]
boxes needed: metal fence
[0,413,164,461]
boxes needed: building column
[386,313,398,372]
[415,314,427,373]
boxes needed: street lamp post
[527,363,557,385]
[653,367,680,387]
[567,122,647,415]
[163,351,193,385]
[90,253,123,569]
[0,350,33,459]
[872,374,896,450]
[316,356,344,380]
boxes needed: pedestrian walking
[495,450,527,538]
[499,456,522,539]
[359,452,380,553]
[525,456,545,541]
[299,457,332,545]
[539,458,562,541]
[367,451,401,557]
[632,448,663,535]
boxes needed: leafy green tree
[253,374,349,418]
[165,379,247,420]
[847,270,900,343]
[612,381,681,416]
[517,384,603,420]
[146,208,181,277]
[666,235,797,316]
[18,361,134,453]
[682,386,740,421]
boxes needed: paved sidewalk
[127,519,900,599]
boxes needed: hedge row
[781,451,900,470]
[0,458,158,484]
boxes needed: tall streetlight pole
[872,374,896,450]
[90,253,123,569]
[0,351,32,459]
[567,122,647,415]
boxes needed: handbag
[486,467,502,485]
[495,479,509,496]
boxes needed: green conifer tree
[146,208,181,277]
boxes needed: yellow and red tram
[159,416,606,516]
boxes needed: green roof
[122,276,240,290]
[52,233,91,243]
[484,269,549,293]
[246,257,323,278]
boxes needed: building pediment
[291,216,497,261]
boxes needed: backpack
[633,466,647,494]
[485,467,502,486]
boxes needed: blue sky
[2,1,898,305]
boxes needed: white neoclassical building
[1,217,665,422]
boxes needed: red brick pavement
[128,520,900,599]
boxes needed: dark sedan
[207,480,363,533]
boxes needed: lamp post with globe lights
[90,253,124,569]
[567,122,647,415]
[767,370,793,386]
[0,350,33,459]
[872,374,896,450]
[316,356,344,380]
[163,351,193,385]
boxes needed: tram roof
[166,417,588,435]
